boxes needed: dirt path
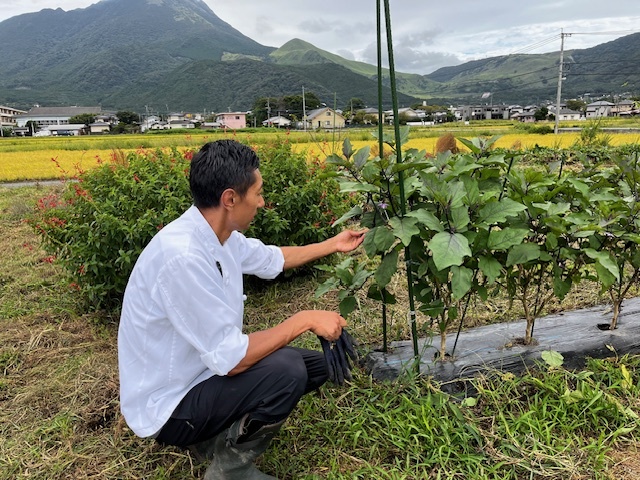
[0,180,66,188]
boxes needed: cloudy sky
[0,0,638,74]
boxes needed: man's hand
[296,310,346,341]
[331,230,367,253]
[281,230,366,270]
[229,310,346,375]
[319,329,360,385]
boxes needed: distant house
[89,122,111,134]
[262,115,291,128]
[184,112,205,122]
[95,114,116,124]
[216,112,247,129]
[612,99,635,116]
[140,115,162,132]
[13,127,31,137]
[47,124,87,136]
[511,110,537,123]
[357,107,385,124]
[168,120,195,130]
[305,107,345,129]
[508,105,525,116]
[0,105,27,130]
[85,113,116,134]
[385,107,421,123]
[454,105,510,121]
[148,121,169,130]
[586,101,614,118]
[16,106,102,128]
[167,113,185,123]
[453,105,487,121]
[201,121,222,129]
[556,108,582,122]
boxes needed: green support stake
[376,0,388,354]
[381,0,421,371]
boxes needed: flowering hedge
[31,148,192,310]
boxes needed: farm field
[3,123,640,477]
[1,125,639,182]
[2,183,640,479]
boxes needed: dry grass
[0,185,195,479]
[609,443,640,479]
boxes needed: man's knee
[260,347,308,391]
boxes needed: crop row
[319,132,640,362]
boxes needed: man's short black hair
[189,140,260,208]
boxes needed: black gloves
[318,329,359,386]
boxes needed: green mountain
[0,0,276,109]
[0,0,419,111]
[270,38,439,98]
[0,0,637,112]
[424,33,640,104]
[104,58,419,112]
[272,34,640,105]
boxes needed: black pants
[156,347,327,448]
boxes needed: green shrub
[31,138,350,311]
[515,123,554,135]
[248,138,350,247]
[31,148,192,310]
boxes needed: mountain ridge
[0,0,637,111]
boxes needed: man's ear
[220,189,236,209]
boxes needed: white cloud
[1,0,639,74]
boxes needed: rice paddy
[1,127,639,182]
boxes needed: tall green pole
[376,0,388,353]
[382,0,420,368]
[376,2,384,167]
[376,0,389,353]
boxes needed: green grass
[1,185,640,479]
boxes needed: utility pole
[265,98,271,127]
[302,86,307,131]
[554,30,571,134]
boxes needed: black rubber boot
[187,436,217,464]
[204,414,284,480]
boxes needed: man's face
[230,169,265,231]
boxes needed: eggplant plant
[320,135,530,360]
[315,256,373,318]
[317,135,640,366]
[502,165,591,344]
[577,152,640,329]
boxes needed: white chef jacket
[118,205,285,438]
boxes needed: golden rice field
[1,131,639,182]
[0,149,114,182]
[0,148,181,182]
[297,132,640,158]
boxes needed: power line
[493,75,559,93]
[567,72,640,76]
[430,29,640,100]
[510,35,562,55]
[568,60,630,65]
[447,66,556,89]
[567,30,639,36]
[428,39,560,80]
